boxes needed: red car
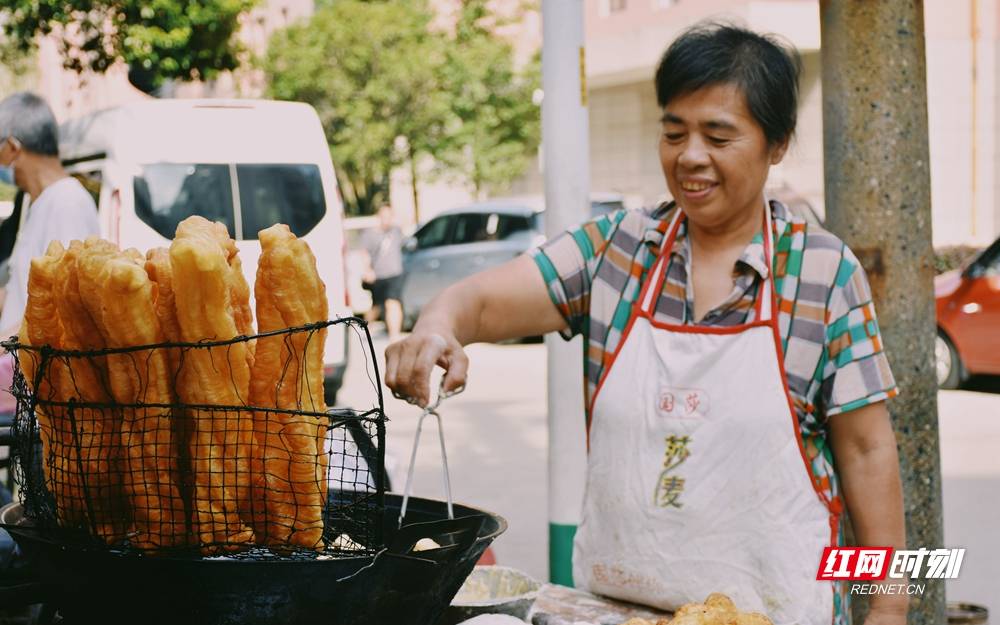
[935,237,1000,388]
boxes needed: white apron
[572,205,841,625]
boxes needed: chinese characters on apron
[573,205,840,625]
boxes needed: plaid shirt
[531,200,898,517]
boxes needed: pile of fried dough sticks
[20,215,330,554]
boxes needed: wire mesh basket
[2,317,386,559]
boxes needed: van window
[134,163,236,238]
[237,164,325,239]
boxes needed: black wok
[0,492,506,625]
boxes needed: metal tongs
[395,380,465,528]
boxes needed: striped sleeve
[821,246,900,417]
[530,210,628,339]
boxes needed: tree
[437,0,541,197]
[0,32,36,90]
[265,0,540,215]
[265,0,448,216]
[0,0,256,92]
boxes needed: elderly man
[0,92,100,339]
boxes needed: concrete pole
[819,3,944,624]
[541,0,590,587]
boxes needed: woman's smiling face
[659,83,788,231]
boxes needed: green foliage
[1,0,256,90]
[0,183,16,202]
[265,0,541,214]
[266,0,446,216]
[0,32,37,94]
[438,0,541,195]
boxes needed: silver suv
[400,195,625,327]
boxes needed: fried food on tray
[49,239,128,543]
[77,247,187,550]
[170,216,255,552]
[668,593,773,625]
[250,223,328,549]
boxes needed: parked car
[51,99,352,403]
[935,235,1000,388]
[399,194,624,328]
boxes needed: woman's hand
[385,327,468,408]
[382,255,567,406]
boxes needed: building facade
[512,0,999,246]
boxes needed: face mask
[0,135,16,187]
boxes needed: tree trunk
[409,145,421,223]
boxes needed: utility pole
[819,3,944,624]
[541,0,590,587]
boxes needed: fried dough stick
[19,242,86,526]
[174,217,256,536]
[145,248,195,540]
[250,224,328,549]
[170,217,255,552]
[174,218,255,366]
[50,240,127,543]
[78,248,187,550]
[144,249,184,371]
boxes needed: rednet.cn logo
[816,547,965,596]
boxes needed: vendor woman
[386,24,907,625]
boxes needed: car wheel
[936,331,965,390]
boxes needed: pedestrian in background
[0,92,100,340]
[0,92,100,416]
[361,204,405,341]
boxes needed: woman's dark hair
[654,23,801,147]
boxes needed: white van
[56,99,352,404]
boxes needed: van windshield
[134,163,325,240]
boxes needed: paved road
[938,385,1000,617]
[338,328,999,614]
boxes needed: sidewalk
[939,385,1000,617]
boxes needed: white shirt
[0,177,100,334]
